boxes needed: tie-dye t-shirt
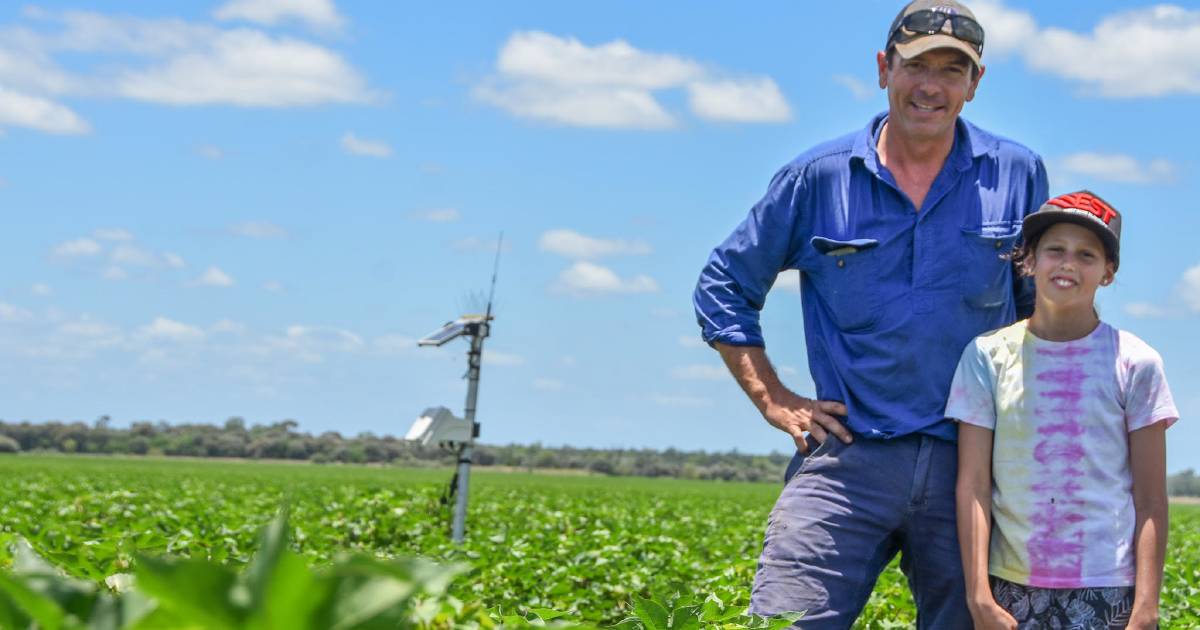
[945,320,1178,588]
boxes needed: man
[692,1,1048,627]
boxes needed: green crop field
[0,455,1197,628]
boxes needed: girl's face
[1030,222,1115,309]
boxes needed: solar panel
[418,320,467,347]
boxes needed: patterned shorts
[990,577,1143,629]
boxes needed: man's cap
[1022,190,1122,270]
[887,0,983,68]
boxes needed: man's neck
[876,121,956,172]
[876,120,957,210]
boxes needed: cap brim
[894,34,981,67]
[1021,212,1121,268]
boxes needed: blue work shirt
[694,113,1048,441]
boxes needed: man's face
[876,47,983,144]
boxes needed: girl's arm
[1128,421,1168,629]
[956,423,1016,629]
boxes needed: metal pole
[451,323,487,544]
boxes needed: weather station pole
[452,319,487,543]
[406,234,502,545]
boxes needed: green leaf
[133,555,242,628]
[765,611,805,630]
[0,592,32,630]
[632,597,669,630]
[0,571,66,630]
[245,551,326,630]
[527,607,570,622]
[243,506,290,611]
[667,604,700,630]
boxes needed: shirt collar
[851,111,997,174]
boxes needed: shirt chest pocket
[959,227,1020,309]
[806,236,882,332]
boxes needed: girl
[947,190,1177,629]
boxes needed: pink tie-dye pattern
[1027,344,1090,584]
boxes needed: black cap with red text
[1022,190,1122,270]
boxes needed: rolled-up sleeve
[693,166,804,347]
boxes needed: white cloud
[214,0,345,32]
[1058,152,1175,184]
[1123,302,1178,318]
[340,132,392,158]
[111,244,158,267]
[1180,264,1200,313]
[31,283,52,297]
[92,228,134,241]
[0,86,89,134]
[476,80,676,130]
[2,10,375,113]
[651,393,713,408]
[59,319,120,339]
[670,363,728,381]
[53,237,102,257]
[476,30,790,129]
[1122,264,1200,317]
[211,318,247,334]
[677,335,705,349]
[263,280,284,292]
[196,266,235,287]
[771,269,800,293]
[974,2,1200,98]
[533,377,564,391]
[373,333,417,355]
[197,144,224,160]
[553,261,659,295]
[687,78,791,123]
[117,30,374,107]
[257,324,363,363]
[230,220,289,238]
[495,30,701,89]
[164,253,186,268]
[140,316,205,341]
[539,229,651,259]
[832,74,874,101]
[102,266,127,281]
[970,1,1039,56]
[0,302,33,323]
[414,208,460,222]
[486,350,526,366]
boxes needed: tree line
[0,417,789,483]
[2,417,1197,493]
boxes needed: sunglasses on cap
[889,10,985,54]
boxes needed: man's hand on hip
[762,389,851,453]
[713,342,851,453]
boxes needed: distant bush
[0,418,793,482]
[0,434,19,453]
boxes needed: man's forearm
[713,343,786,413]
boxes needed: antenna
[405,232,503,544]
[485,232,502,320]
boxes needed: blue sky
[2,1,1198,472]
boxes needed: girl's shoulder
[1107,324,1166,369]
[970,320,1028,359]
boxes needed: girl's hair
[1010,223,1117,277]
